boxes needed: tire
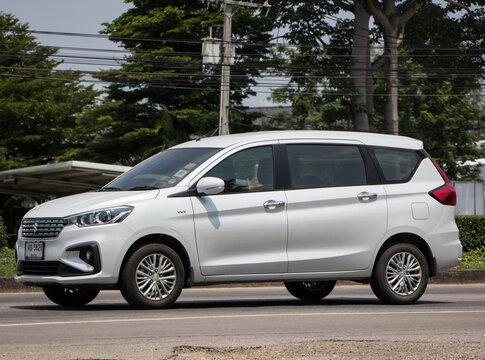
[371,243,429,305]
[284,280,336,301]
[120,243,184,309]
[42,286,99,306]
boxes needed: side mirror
[196,177,225,195]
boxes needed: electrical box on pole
[202,34,235,65]
[202,0,271,136]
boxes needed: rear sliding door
[283,142,388,272]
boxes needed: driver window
[205,146,274,193]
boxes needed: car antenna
[195,127,219,141]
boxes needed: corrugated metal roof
[0,161,131,197]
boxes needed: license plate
[25,242,44,260]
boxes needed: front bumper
[15,222,138,286]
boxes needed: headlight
[65,206,134,227]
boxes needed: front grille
[22,218,65,238]
[21,261,60,275]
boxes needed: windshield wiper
[98,187,122,192]
[128,186,160,191]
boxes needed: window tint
[205,146,274,193]
[286,145,367,189]
[372,148,420,182]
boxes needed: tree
[0,12,98,170]
[351,0,372,131]
[364,0,417,134]
[270,1,373,130]
[396,1,485,178]
[0,12,98,243]
[66,1,276,165]
[269,1,484,178]
[271,1,483,135]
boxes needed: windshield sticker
[184,163,197,170]
[173,169,189,178]
[168,178,177,185]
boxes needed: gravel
[169,340,485,360]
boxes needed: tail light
[429,158,456,206]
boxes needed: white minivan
[15,131,461,308]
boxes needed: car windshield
[101,147,222,191]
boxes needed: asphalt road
[0,284,484,359]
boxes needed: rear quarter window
[371,148,422,183]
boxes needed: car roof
[172,130,423,150]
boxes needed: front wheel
[284,280,336,301]
[42,286,99,306]
[120,243,184,309]
[370,243,429,305]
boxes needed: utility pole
[219,1,232,135]
[203,0,271,136]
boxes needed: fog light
[80,248,94,265]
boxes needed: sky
[0,0,130,50]
[0,0,272,107]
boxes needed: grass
[0,247,16,277]
[0,246,483,278]
[453,247,485,269]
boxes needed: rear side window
[286,144,367,189]
[371,148,421,183]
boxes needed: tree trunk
[384,32,399,135]
[365,39,374,130]
[363,0,416,136]
[351,0,371,131]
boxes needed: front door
[191,144,288,276]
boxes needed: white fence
[454,182,484,215]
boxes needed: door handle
[263,200,285,209]
[358,192,378,201]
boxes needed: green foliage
[0,247,16,277]
[454,247,485,269]
[0,12,98,169]
[66,2,277,165]
[268,2,366,130]
[0,13,97,246]
[269,1,484,177]
[456,216,485,252]
[397,2,485,180]
[0,216,8,248]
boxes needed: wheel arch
[119,233,193,287]
[373,233,436,277]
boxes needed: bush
[0,216,8,248]
[456,216,485,252]
[0,247,16,277]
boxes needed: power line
[1,28,484,51]
[2,42,484,60]
[0,52,483,74]
[0,73,482,97]
[1,66,483,82]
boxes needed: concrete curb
[1,269,484,292]
[429,269,485,284]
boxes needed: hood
[25,190,160,218]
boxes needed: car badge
[32,222,39,235]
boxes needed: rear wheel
[284,280,336,301]
[371,243,429,305]
[120,243,184,309]
[42,286,99,306]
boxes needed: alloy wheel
[135,253,176,301]
[386,251,422,296]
